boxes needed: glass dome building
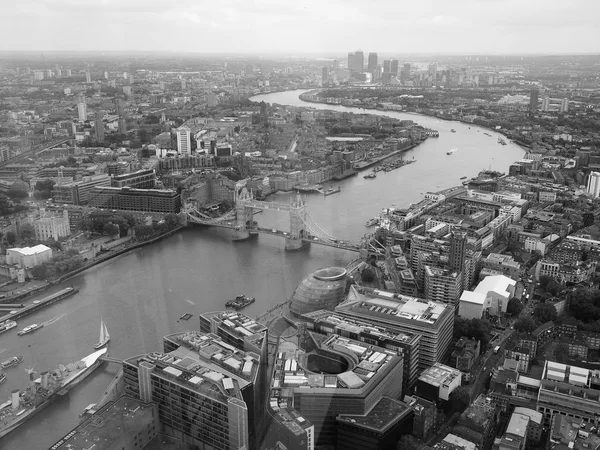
[289,267,348,318]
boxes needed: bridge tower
[232,186,252,241]
[286,192,308,250]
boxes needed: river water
[0,90,524,450]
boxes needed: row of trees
[513,303,559,333]
[453,317,493,350]
[30,249,85,280]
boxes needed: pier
[0,287,78,323]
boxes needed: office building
[123,86,133,96]
[390,59,399,75]
[34,210,70,241]
[49,396,159,450]
[453,395,499,450]
[587,171,600,198]
[114,98,124,116]
[77,101,87,121]
[383,60,391,73]
[493,412,529,450]
[367,52,378,72]
[335,286,455,369]
[94,110,104,142]
[124,331,260,449]
[85,71,91,83]
[111,169,156,189]
[289,267,348,318]
[65,68,72,76]
[549,414,600,450]
[52,174,111,205]
[481,253,521,280]
[176,127,191,155]
[401,63,410,80]
[118,118,127,135]
[449,230,468,273]
[300,309,420,391]
[321,66,329,84]
[405,395,437,439]
[537,360,600,428]
[560,97,569,113]
[542,96,550,112]
[416,362,462,403]
[336,397,414,450]
[347,50,364,73]
[88,186,181,213]
[424,266,462,310]
[529,89,539,112]
[269,333,404,448]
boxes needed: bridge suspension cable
[303,212,338,242]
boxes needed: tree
[507,298,523,316]
[396,435,420,450]
[514,316,537,333]
[134,224,154,240]
[545,280,560,296]
[103,222,119,237]
[583,212,595,227]
[449,386,471,414]
[164,213,180,229]
[454,317,492,349]
[361,267,375,283]
[534,303,558,323]
[19,223,36,242]
[7,186,28,200]
[539,275,553,290]
[5,231,16,245]
[66,155,77,166]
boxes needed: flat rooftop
[419,363,461,387]
[211,310,268,336]
[49,396,155,450]
[336,396,412,432]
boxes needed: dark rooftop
[336,396,412,433]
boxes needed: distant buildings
[77,96,87,121]
[347,50,364,74]
[529,89,539,112]
[367,52,378,73]
[52,174,111,205]
[94,110,104,142]
[176,127,191,155]
[587,171,600,198]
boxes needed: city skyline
[1,0,599,54]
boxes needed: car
[272,229,277,233]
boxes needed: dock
[0,287,78,323]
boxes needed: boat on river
[363,173,376,179]
[1,356,23,369]
[447,148,457,155]
[226,295,255,310]
[450,129,456,133]
[0,320,16,335]
[324,187,341,196]
[0,348,107,439]
[94,319,110,349]
[17,324,43,336]
[365,217,380,227]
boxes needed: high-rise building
[428,64,437,79]
[449,230,468,273]
[114,98,124,117]
[529,89,539,112]
[560,97,569,113]
[390,59,399,75]
[424,266,463,310]
[383,60,391,73]
[367,52,378,72]
[542,96,550,112]
[65,68,72,77]
[347,52,355,70]
[321,66,329,84]
[103,71,108,79]
[181,79,187,90]
[402,63,411,80]
[123,86,133,96]
[176,127,191,155]
[77,94,87,121]
[348,50,364,73]
[332,59,339,70]
[118,118,127,135]
[587,171,600,198]
[85,71,91,83]
[94,110,104,142]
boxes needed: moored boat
[365,217,380,227]
[225,295,255,310]
[0,320,17,335]
[0,373,5,386]
[1,356,23,369]
[94,319,110,350]
[17,324,43,336]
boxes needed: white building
[34,210,70,241]
[587,172,600,198]
[459,275,516,319]
[6,245,53,268]
[176,127,191,155]
[77,102,87,121]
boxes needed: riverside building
[124,331,263,449]
[88,186,181,213]
[335,286,454,370]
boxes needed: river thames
[0,90,525,449]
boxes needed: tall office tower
[103,71,108,79]
[587,172,600,198]
[85,71,91,83]
[114,98,124,116]
[118,118,127,135]
[176,127,191,155]
[123,71,128,79]
[321,66,329,84]
[542,96,550,112]
[77,95,87,121]
[529,89,539,112]
[391,59,399,75]
[45,69,52,78]
[347,52,355,71]
[367,52,378,72]
[402,63,411,80]
[65,68,72,77]
[560,97,569,113]
[383,60,392,73]
[449,230,468,273]
[353,50,364,73]
[428,64,437,79]
[332,59,339,70]
[94,110,104,142]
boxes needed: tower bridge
[184,186,366,253]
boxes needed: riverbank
[297,89,532,151]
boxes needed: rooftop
[49,396,156,450]
[419,363,462,388]
[474,275,516,297]
[8,244,51,256]
[506,413,529,438]
[459,290,486,306]
[336,396,412,433]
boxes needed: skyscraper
[118,118,127,135]
[587,172,600,198]
[177,127,191,155]
[449,230,468,273]
[347,52,355,71]
[321,66,329,84]
[94,110,104,143]
[77,95,87,121]
[85,71,91,83]
[402,63,411,80]
[383,60,391,73]
[529,89,539,112]
[560,97,569,113]
[114,98,124,117]
[354,50,364,73]
[542,96,550,112]
[367,52,378,72]
[390,59,399,75]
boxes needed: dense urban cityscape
[0,38,599,450]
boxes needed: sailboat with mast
[94,319,110,349]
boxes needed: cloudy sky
[2,0,598,54]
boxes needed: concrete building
[176,127,191,155]
[459,275,516,319]
[6,245,52,268]
[449,230,468,273]
[33,209,70,241]
[88,186,181,213]
[587,171,600,198]
[367,52,378,73]
[77,102,87,121]
[300,309,420,391]
[450,337,480,372]
[124,331,260,449]
[405,395,436,440]
[416,363,462,403]
[424,266,462,310]
[52,174,111,205]
[110,169,156,189]
[335,286,455,369]
[95,110,104,142]
[529,89,539,112]
[49,396,159,450]
[493,412,529,450]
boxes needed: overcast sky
[1,0,598,54]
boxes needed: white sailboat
[94,319,110,349]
